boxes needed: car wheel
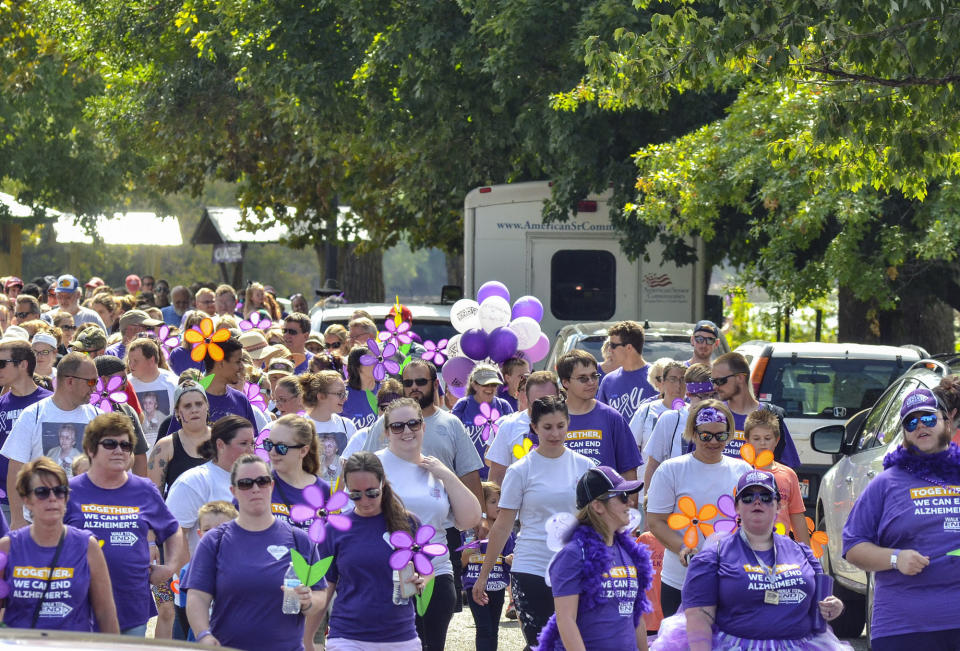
[818,514,866,639]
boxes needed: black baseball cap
[576,466,644,510]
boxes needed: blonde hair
[273,414,321,475]
[299,370,345,407]
[197,500,238,530]
[575,501,613,542]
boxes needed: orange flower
[740,443,774,469]
[668,496,718,548]
[183,317,231,362]
[806,516,829,558]
[513,437,534,459]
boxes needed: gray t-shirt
[361,409,483,478]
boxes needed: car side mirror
[811,424,846,455]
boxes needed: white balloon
[443,334,464,359]
[450,299,481,333]
[508,316,542,350]
[478,296,511,333]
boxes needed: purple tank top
[4,526,95,631]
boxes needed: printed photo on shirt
[137,390,170,441]
[43,422,85,477]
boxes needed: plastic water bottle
[392,570,409,605]
[282,562,301,614]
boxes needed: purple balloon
[442,357,475,392]
[487,327,519,364]
[521,333,550,364]
[511,296,544,322]
[460,328,489,361]
[477,281,510,305]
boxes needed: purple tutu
[651,612,852,650]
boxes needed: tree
[559,1,960,350]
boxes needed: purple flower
[472,402,500,443]
[290,486,351,543]
[360,338,400,382]
[244,382,267,411]
[254,426,271,462]
[422,339,448,366]
[379,319,412,348]
[157,325,180,361]
[713,494,738,534]
[389,524,448,576]
[90,376,128,412]
[239,311,273,332]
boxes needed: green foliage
[724,287,837,350]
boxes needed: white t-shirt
[311,414,357,459]
[376,448,454,576]
[484,410,531,469]
[643,408,688,463]
[340,427,368,462]
[646,454,752,589]
[498,448,593,577]
[0,397,102,477]
[165,460,233,554]
[629,400,669,451]
[129,370,179,447]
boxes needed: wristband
[196,629,212,641]
[148,542,157,547]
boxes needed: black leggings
[660,582,683,618]
[468,587,506,651]
[415,572,456,651]
[510,572,555,650]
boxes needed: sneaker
[505,601,517,620]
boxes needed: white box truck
[464,181,706,340]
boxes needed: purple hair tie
[695,407,727,426]
[686,381,714,395]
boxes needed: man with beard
[686,319,721,366]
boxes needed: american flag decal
[644,274,672,288]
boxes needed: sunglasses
[572,373,601,384]
[695,429,731,443]
[348,488,383,501]
[14,311,34,320]
[60,325,77,331]
[608,342,627,349]
[710,373,744,386]
[598,492,629,504]
[99,439,134,452]
[739,491,775,504]
[0,358,21,368]
[388,418,423,435]
[904,413,938,433]
[282,328,302,336]
[262,440,306,455]
[402,378,430,388]
[325,341,342,350]
[30,485,69,500]
[235,475,273,490]
[64,375,98,387]
[693,336,717,345]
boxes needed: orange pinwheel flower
[183,318,231,362]
[668,496,718,548]
[806,516,829,558]
[740,443,774,469]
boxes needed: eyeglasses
[282,328,302,336]
[695,429,731,443]
[402,378,430,388]
[29,485,69,500]
[904,413,938,433]
[598,492,629,504]
[323,391,347,400]
[14,311,34,320]
[0,358,21,368]
[64,375,98,387]
[99,439,134,452]
[325,341,342,350]
[739,491,775,505]
[608,341,627,349]
[388,418,424,435]
[348,487,383,501]
[710,373,744,387]
[693,336,717,345]
[235,475,273,490]
[262,440,307,455]
[33,349,54,358]
[572,373,601,384]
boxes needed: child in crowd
[744,410,810,544]
[174,500,238,640]
[71,454,90,476]
[462,482,514,651]
[637,530,665,639]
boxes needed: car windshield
[759,358,912,419]
[320,318,456,346]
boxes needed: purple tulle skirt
[651,613,853,650]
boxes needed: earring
[735,515,741,526]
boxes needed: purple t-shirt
[104,342,126,360]
[727,408,801,468]
[684,532,819,640]
[0,387,52,504]
[167,386,257,434]
[317,511,418,643]
[497,386,518,413]
[567,402,643,473]
[294,351,313,375]
[598,366,657,422]
[3,525,95,631]
[270,473,331,532]
[184,519,325,651]
[168,346,204,376]
[343,387,377,430]
[842,463,960,638]
[550,537,643,651]
[462,532,514,592]
[65,473,180,630]
[452,396,515,479]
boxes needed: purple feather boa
[882,442,960,480]
[535,525,654,651]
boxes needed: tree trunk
[838,286,954,354]
[338,243,384,303]
[445,251,463,287]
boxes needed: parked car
[310,302,455,347]
[738,342,921,514]
[544,320,731,372]
[809,357,956,637]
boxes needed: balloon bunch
[440,281,549,398]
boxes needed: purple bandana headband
[695,407,727,426]
[686,381,714,395]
